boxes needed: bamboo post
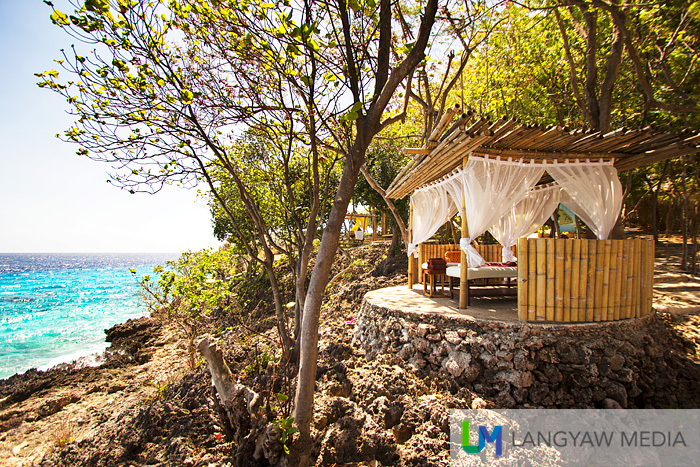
[626,240,636,318]
[620,240,631,319]
[528,238,537,321]
[555,239,565,321]
[563,240,572,321]
[639,239,649,316]
[536,238,547,320]
[571,240,581,321]
[629,239,639,317]
[459,154,470,309]
[518,237,528,321]
[578,240,589,320]
[408,199,414,289]
[586,240,597,322]
[546,239,555,321]
[612,240,622,320]
[594,240,606,321]
[600,240,612,321]
[633,238,642,317]
[418,244,424,284]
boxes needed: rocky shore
[1,240,699,466]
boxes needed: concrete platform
[364,284,519,324]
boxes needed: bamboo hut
[386,108,700,322]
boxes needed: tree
[40,0,439,461]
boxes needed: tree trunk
[449,216,459,244]
[292,0,438,463]
[293,143,367,463]
[693,211,699,275]
[389,227,399,257]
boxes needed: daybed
[446,265,517,305]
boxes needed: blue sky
[0,1,220,253]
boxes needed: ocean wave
[1,296,35,303]
[0,253,167,379]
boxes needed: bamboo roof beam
[388,108,700,200]
[426,104,460,148]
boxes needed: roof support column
[459,154,470,309]
[408,198,415,289]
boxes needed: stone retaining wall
[353,294,672,409]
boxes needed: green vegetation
[273,415,298,455]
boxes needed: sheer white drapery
[448,156,545,267]
[407,184,458,257]
[488,184,562,262]
[547,159,623,239]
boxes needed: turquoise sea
[0,253,175,380]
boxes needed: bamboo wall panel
[620,240,630,319]
[570,240,580,321]
[578,240,589,320]
[517,238,654,322]
[418,243,460,283]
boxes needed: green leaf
[350,101,362,112]
[366,0,376,8]
[50,10,70,26]
[300,75,313,87]
[181,89,194,104]
[308,37,320,52]
[85,0,110,15]
[277,393,288,402]
[348,0,361,13]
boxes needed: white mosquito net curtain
[446,156,545,267]
[488,183,562,262]
[408,156,623,264]
[546,159,623,240]
[407,184,457,257]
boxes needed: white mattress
[445,265,517,279]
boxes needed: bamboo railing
[517,238,655,322]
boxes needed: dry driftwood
[198,335,287,466]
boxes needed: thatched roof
[386,106,700,199]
